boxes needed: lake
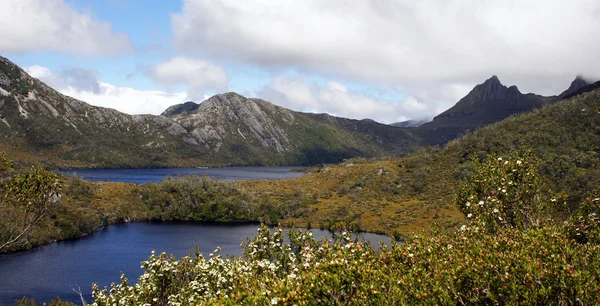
[0,222,391,305]
[60,166,306,184]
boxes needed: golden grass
[241,158,465,236]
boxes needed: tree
[0,154,62,252]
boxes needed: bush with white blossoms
[456,150,549,233]
[91,225,377,305]
[88,221,600,305]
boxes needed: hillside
[0,56,417,168]
[240,86,600,234]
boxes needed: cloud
[172,0,600,97]
[148,57,229,91]
[25,65,101,93]
[0,0,132,56]
[258,75,448,124]
[61,84,187,115]
[26,65,185,115]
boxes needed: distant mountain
[0,56,417,168]
[161,101,199,117]
[559,77,600,100]
[415,76,558,145]
[390,119,429,128]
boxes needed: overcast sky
[1,0,599,123]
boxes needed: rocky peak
[471,75,521,100]
[559,75,591,99]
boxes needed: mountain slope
[165,93,418,165]
[415,76,558,145]
[0,56,418,168]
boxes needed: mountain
[163,92,418,165]
[558,76,591,99]
[390,119,429,128]
[0,56,417,168]
[414,76,558,145]
[559,78,600,100]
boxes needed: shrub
[455,150,548,233]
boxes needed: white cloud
[148,57,229,91]
[26,65,185,115]
[0,0,132,56]
[62,83,187,115]
[172,0,600,99]
[259,75,445,124]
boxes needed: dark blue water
[0,222,390,305]
[60,166,305,184]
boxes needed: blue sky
[1,0,599,122]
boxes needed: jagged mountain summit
[559,76,590,99]
[559,76,599,100]
[0,55,417,168]
[415,75,558,145]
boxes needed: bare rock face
[171,93,295,153]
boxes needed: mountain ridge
[0,54,594,168]
[0,56,417,168]
[414,75,559,145]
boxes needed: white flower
[271,297,278,305]
[517,160,522,165]
[493,208,499,213]
[478,200,484,206]
[467,213,473,218]
[502,189,506,193]
[498,157,502,161]
[460,225,467,231]
[408,253,414,258]
[466,202,470,207]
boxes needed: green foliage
[0,152,13,173]
[14,297,75,306]
[15,297,75,306]
[456,150,547,232]
[566,190,600,244]
[140,175,255,222]
[0,160,62,251]
[5,166,62,215]
[91,222,600,305]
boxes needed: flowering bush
[90,222,600,305]
[456,150,547,233]
[566,190,600,244]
